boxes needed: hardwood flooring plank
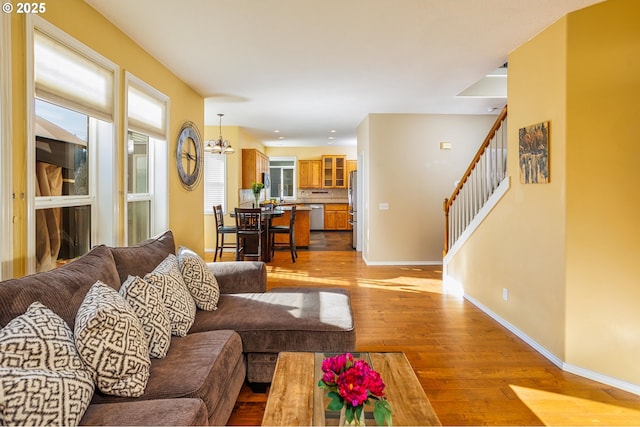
[209,233,640,426]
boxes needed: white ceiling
[84,0,602,147]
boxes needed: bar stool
[213,205,236,261]
[234,207,263,261]
[270,206,298,263]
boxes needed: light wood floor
[209,236,640,426]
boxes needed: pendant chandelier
[204,113,234,154]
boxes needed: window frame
[124,72,169,245]
[26,15,119,273]
[203,152,227,214]
[269,156,297,201]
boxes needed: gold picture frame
[519,121,549,184]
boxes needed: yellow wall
[564,0,640,383]
[446,0,640,387]
[360,114,497,264]
[10,0,205,276]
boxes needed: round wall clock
[175,121,202,190]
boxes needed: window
[29,16,118,273]
[125,73,169,245]
[269,157,296,200]
[204,153,226,213]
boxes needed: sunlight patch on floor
[266,268,350,287]
[356,276,445,294]
[510,385,640,425]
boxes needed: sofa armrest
[207,261,267,294]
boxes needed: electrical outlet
[502,288,509,301]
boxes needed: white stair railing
[443,106,508,255]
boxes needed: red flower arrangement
[318,353,392,426]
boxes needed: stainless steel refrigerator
[348,170,357,249]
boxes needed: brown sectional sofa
[0,231,355,425]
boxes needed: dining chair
[234,207,263,261]
[213,205,236,261]
[269,206,298,263]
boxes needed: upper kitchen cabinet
[242,148,270,189]
[298,160,322,188]
[322,155,346,188]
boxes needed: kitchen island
[271,205,311,248]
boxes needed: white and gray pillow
[0,302,94,426]
[119,275,172,358]
[177,246,220,311]
[144,254,196,336]
[75,281,150,397]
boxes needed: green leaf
[354,405,364,423]
[327,397,343,411]
[345,406,355,423]
[374,400,393,426]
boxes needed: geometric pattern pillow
[0,302,94,426]
[74,281,150,397]
[144,254,196,337]
[177,246,220,311]
[119,275,171,358]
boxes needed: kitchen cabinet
[322,155,346,188]
[324,203,350,230]
[242,149,270,189]
[298,160,322,188]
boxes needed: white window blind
[204,152,226,214]
[34,30,113,121]
[127,83,167,140]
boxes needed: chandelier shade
[204,113,234,154]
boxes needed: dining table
[232,206,284,262]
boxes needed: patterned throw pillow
[119,275,171,358]
[177,246,220,311]
[144,254,196,336]
[75,281,150,397]
[0,302,94,426]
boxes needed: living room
[1,0,639,425]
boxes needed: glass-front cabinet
[321,155,346,188]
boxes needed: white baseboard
[444,273,640,396]
[362,257,443,266]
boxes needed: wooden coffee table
[262,352,441,426]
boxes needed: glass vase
[339,406,365,426]
[254,193,261,208]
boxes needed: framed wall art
[519,121,549,184]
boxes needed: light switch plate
[379,202,389,210]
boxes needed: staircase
[443,106,508,256]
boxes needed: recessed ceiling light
[328,136,334,140]
[330,129,336,133]
[274,130,280,133]
[278,136,285,140]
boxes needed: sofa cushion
[119,275,171,358]
[177,246,220,311]
[75,281,150,397]
[80,399,208,426]
[0,245,120,329]
[189,287,356,353]
[144,254,196,337]
[90,330,246,426]
[0,302,94,426]
[110,230,176,284]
